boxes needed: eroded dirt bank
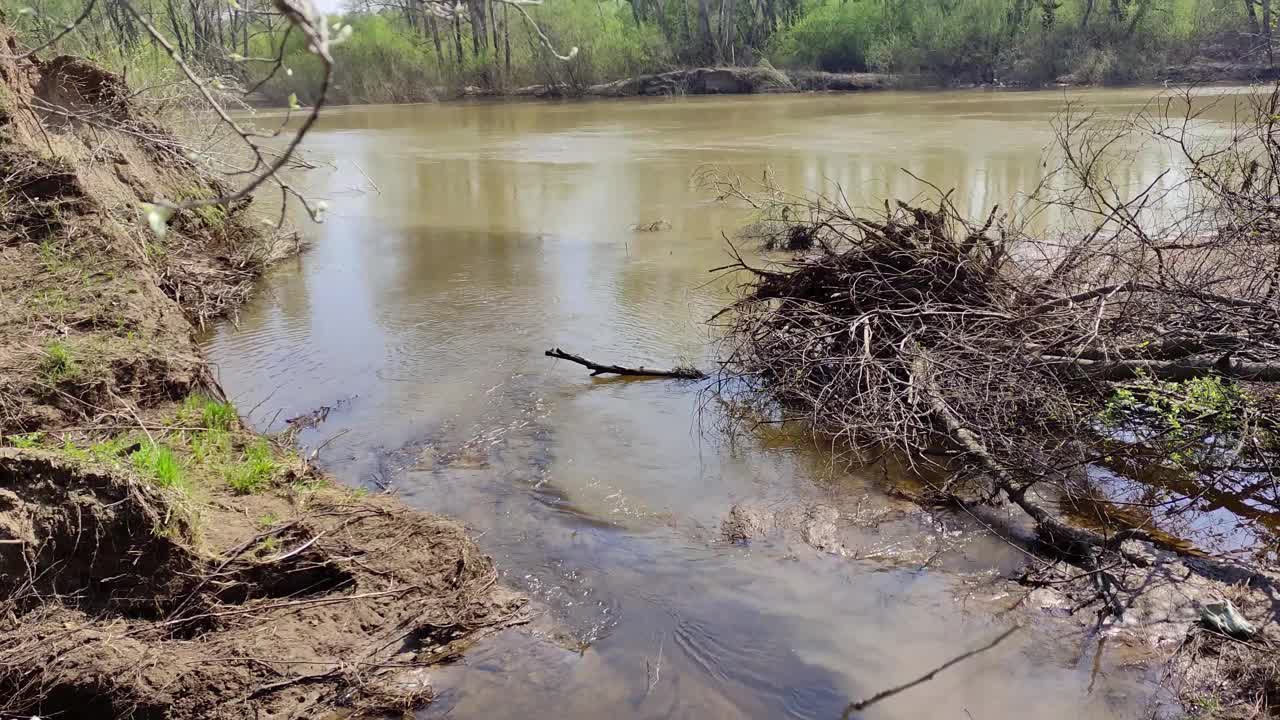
[0,26,524,719]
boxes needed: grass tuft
[228,439,277,494]
[3,432,44,448]
[131,442,186,490]
[40,341,78,382]
[182,394,237,431]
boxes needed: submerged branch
[545,348,705,379]
[840,625,1022,717]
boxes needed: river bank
[255,60,1278,108]
[0,29,525,718]
[478,66,897,99]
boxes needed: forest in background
[3,0,1273,104]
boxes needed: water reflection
[204,87,1247,720]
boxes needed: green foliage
[131,442,187,490]
[182,394,236,431]
[191,428,232,464]
[1103,374,1244,430]
[255,13,439,105]
[3,432,45,448]
[38,237,65,270]
[41,340,78,382]
[1100,374,1250,466]
[768,0,886,72]
[89,435,136,463]
[192,204,227,229]
[533,0,672,87]
[769,0,1243,82]
[228,439,277,494]
[6,0,1258,106]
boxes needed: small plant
[191,204,227,229]
[38,238,63,270]
[1190,694,1221,716]
[1099,374,1251,468]
[256,512,280,528]
[191,428,231,464]
[40,341,78,381]
[182,394,236,431]
[89,436,135,463]
[59,440,92,463]
[228,440,276,494]
[1101,374,1245,432]
[4,432,44,448]
[257,535,281,554]
[131,443,186,490]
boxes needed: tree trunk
[1265,0,1275,67]
[165,0,189,56]
[697,0,716,64]
[427,11,445,69]
[489,0,500,59]
[503,2,512,77]
[453,14,465,67]
[721,0,735,63]
[1125,0,1150,37]
[1037,354,1280,382]
[470,0,487,57]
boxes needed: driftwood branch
[545,348,705,379]
[840,625,1021,717]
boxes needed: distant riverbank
[480,66,898,99]
[251,60,1279,108]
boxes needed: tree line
[5,0,1269,103]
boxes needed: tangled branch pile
[713,87,1280,567]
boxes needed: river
[203,87,1246,719]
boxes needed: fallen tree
[709,86,1280,571]
[708,87,1280,714]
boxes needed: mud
[722,502,853,555]
[0,24,524,719]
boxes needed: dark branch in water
[545,348,704,379]
[840,625,1021,717]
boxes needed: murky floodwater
[204,87,1256,719]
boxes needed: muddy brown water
[205,87,1258,719]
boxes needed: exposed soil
[0,24,525,719]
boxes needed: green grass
[228,439,277,495]
[89,436,139,463]
[39,238,65,270]
[182,394,237,431]
[191,204,228,229]
[40,341,79,382]
[191,428,232,464]
[131,442,186,490]
[3,432,44,448]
